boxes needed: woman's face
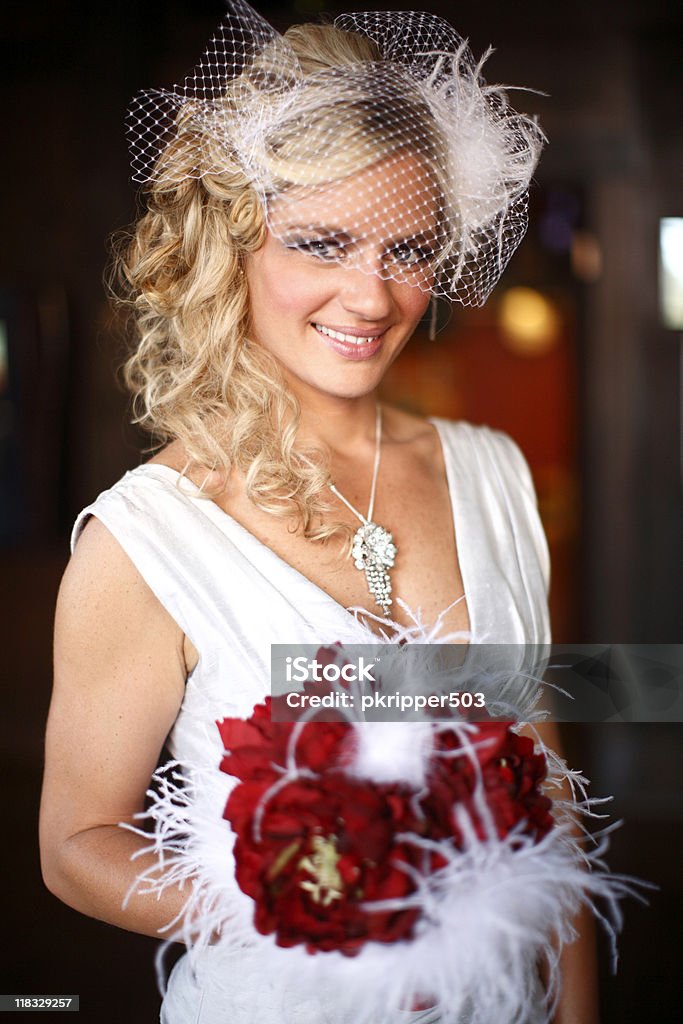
[245,151,438,403]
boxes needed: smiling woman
[39,3,610,1024]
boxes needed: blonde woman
[40,4,603,1022]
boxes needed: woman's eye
[286,238,347,262]
[386,243,434,268]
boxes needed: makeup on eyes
[284,234,352,261]
[384,238,435,267]
[281,227,437,269]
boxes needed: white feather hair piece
[125,1,545,305]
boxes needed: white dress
[72,420,551,1024]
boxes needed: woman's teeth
[314,324,380,345]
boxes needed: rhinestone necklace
[328,405,397,616]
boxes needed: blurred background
[1,0,681,1020]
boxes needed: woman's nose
[338,261,394,321]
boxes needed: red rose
[428,723,553,844]
[219,697,351,781]
[217,701,281,782]
[227,770,421,953]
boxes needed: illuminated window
[660,218,683,330]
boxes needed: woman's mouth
[312,323,384,360]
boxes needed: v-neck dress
[71,419,551,1024]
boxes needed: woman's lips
[312,322,384,361]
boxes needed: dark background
[1,0,681,1020]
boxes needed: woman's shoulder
[384,408,531,473]
[429,415,516,447]
[146,440,228,491]
[70,461,179,554]
[68,457,206,668]
[56,518,190,739]
[429,416,534,480]
[380,406,534,493]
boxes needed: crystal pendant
[351,522,397,615]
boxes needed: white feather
[347,721,434,788]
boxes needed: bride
[40,4,599,1021]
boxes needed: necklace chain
[328,404,382,525]
[328,405,397,616]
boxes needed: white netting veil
[126,0,545,305]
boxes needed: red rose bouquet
[128,647,640,1024]
[217,699,554,955]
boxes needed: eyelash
[285,238,348,261]
[385,243,434,267]
[284,238,434,268]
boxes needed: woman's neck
[295,394,380,457]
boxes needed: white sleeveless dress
[72,420,551,1024]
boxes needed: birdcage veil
[126,0,545,305]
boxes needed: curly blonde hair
[115,24,433,540]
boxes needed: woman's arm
[551,902,599,1024]
[530,720,600,1024]
[39,517,192,939]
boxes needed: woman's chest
[223,460,471,639]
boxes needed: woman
[40,4,604,1022]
